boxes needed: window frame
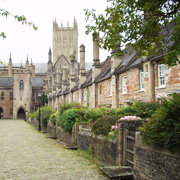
[122,76,127,94]
[140,68,145,91]
[1,92,4,100]
[158,64,165,88]
[20,80,24,90]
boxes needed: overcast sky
[0,0,110,64]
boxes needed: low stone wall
[27,117,39,129]
[47,121,56,137]
[134,135,180,180]
[78,126,120,165]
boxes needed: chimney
[79,44,86,85]
[92,36,101,82]
[111,48,123,74]
[62,66,67,91]
[70,54,76,90]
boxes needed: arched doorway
[17,108,25,119]
[0,108,3,119]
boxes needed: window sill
[156,86,166,90]
[121,93,127,95]
[138,90,144,93]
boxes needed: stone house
[48,21,180,108]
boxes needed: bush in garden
[58,108,77,133]
[91,115,120,136]
[29,109,39,120]
[41,106,56,130]
[132,101,158,119]
[50,112,57,126]
[139,93,180,149]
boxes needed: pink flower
[107,109,109,112]
[111,123,118,130]
[98,106,101,108]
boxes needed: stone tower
[53,18,78,64]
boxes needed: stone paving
[0,120,107,180]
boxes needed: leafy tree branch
[85,0,180,66]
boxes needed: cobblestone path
[0,120,107,180]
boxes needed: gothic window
[1,92,4,100]
[158,64,165,87]
[10,92,13,100]
[140,69,145,90]
[20,80,24,90]
[63,35,67,44]
[69,35,73,44]
[122,76,127,94]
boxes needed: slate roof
[30,78,43,87]
[0,77,14,87]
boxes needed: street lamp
[38,89,42,131]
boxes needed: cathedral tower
[53,18,78,65]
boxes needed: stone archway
[0,108,3,119]
[17,108,25,119]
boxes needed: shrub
[29,109,39,120]
[91,115,120,136]
[50,112,57,126]
[41,106,56,130]
[58,108,77,133]
[139,93,180,149]
[132,101,158,119]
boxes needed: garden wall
[78,125,121,165]
[133,134,180,180]
[27,117,39,129]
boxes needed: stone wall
[134,135,180,180]
[47,121,56,137]
[78,126,120,165]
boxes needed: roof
[0,77,14,87]
[30,78,43,87]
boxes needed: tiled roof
[0,77,14,87]
[30,78,43,87]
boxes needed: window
[1,92,4,100]
[122,76,127,94]
[158,64,165,87]
[20,80,24,90]
[10,92,13,100]
[140,69,145,90]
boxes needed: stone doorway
[0,108,3,119]
[17,108,25,119]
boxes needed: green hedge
[139,93,180,149]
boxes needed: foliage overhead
[0,8,38,39]
[85,0,180,66]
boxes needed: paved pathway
[0,120,107,180]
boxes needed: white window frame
[122,76,127,94]
[140,69,145,91]
[158,64,165,88]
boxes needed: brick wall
[0,89,13,118]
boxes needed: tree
[0,8,38,39]
[85,0,180,66]
[41,92,48,106]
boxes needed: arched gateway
[0,108,3,119]
[17,108,25,119]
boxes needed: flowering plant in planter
[120,116,141,120]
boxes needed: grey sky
[0,0,110,64]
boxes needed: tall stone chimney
[70,54,76,90]
[30,59,35,77]
[26,55,29,71]
[79,44,86,86]
[92,36,101,82]
[62,65,67,91]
